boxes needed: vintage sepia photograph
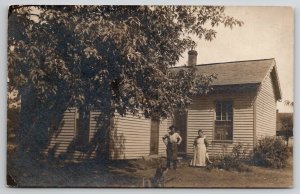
[7,5,293,188]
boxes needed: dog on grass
[143,165,168,187]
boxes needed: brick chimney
[188,50,198,66]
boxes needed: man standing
[162,125,182,170]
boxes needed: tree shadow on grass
[7,153,143,187]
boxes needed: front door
[150,119,159,155]
[173,111,187,154]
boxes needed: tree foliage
[284,100,294,107]
[8,5,242,118]
[8,5,242,157]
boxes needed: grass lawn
[162,162,293,188]
[7,155,293,188]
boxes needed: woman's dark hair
[198,129,203,134]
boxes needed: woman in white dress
[190,129,209,167]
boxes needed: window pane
[215,101,233,140]
[215,121,227,140]
[222,109,227,120]
[216,102,221,120]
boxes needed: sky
[176,6,294,113]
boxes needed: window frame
[75,109,91,149]
[213,100,234,142]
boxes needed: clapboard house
[45,51,282,160]
[179,51,281,157]
[46,108,171,160]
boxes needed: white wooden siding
[47,109,168,160]
[46,109,100,159]
[255,72,277,140]
[187,93,256,157]
[232,95,255,154]
[110,114,169,159]
[110,114,151,159]
[187,97,214,155]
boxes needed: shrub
[253,137,290,168]
[207,143,251,172]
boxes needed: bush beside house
[253,137,290,168]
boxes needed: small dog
[143,165,168,187]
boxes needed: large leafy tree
[8,5,242,159]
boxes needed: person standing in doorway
[162,125,182,170]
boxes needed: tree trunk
[17,84,70,159]
[17,85,36,157]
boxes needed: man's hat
[169,125,176,130]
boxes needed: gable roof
[173,58,282,100]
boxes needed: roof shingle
[174,58,275,86]
[172,58,281,100]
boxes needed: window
[214,101,233,140]
[75,109,90,148]
[150,119,159,155]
